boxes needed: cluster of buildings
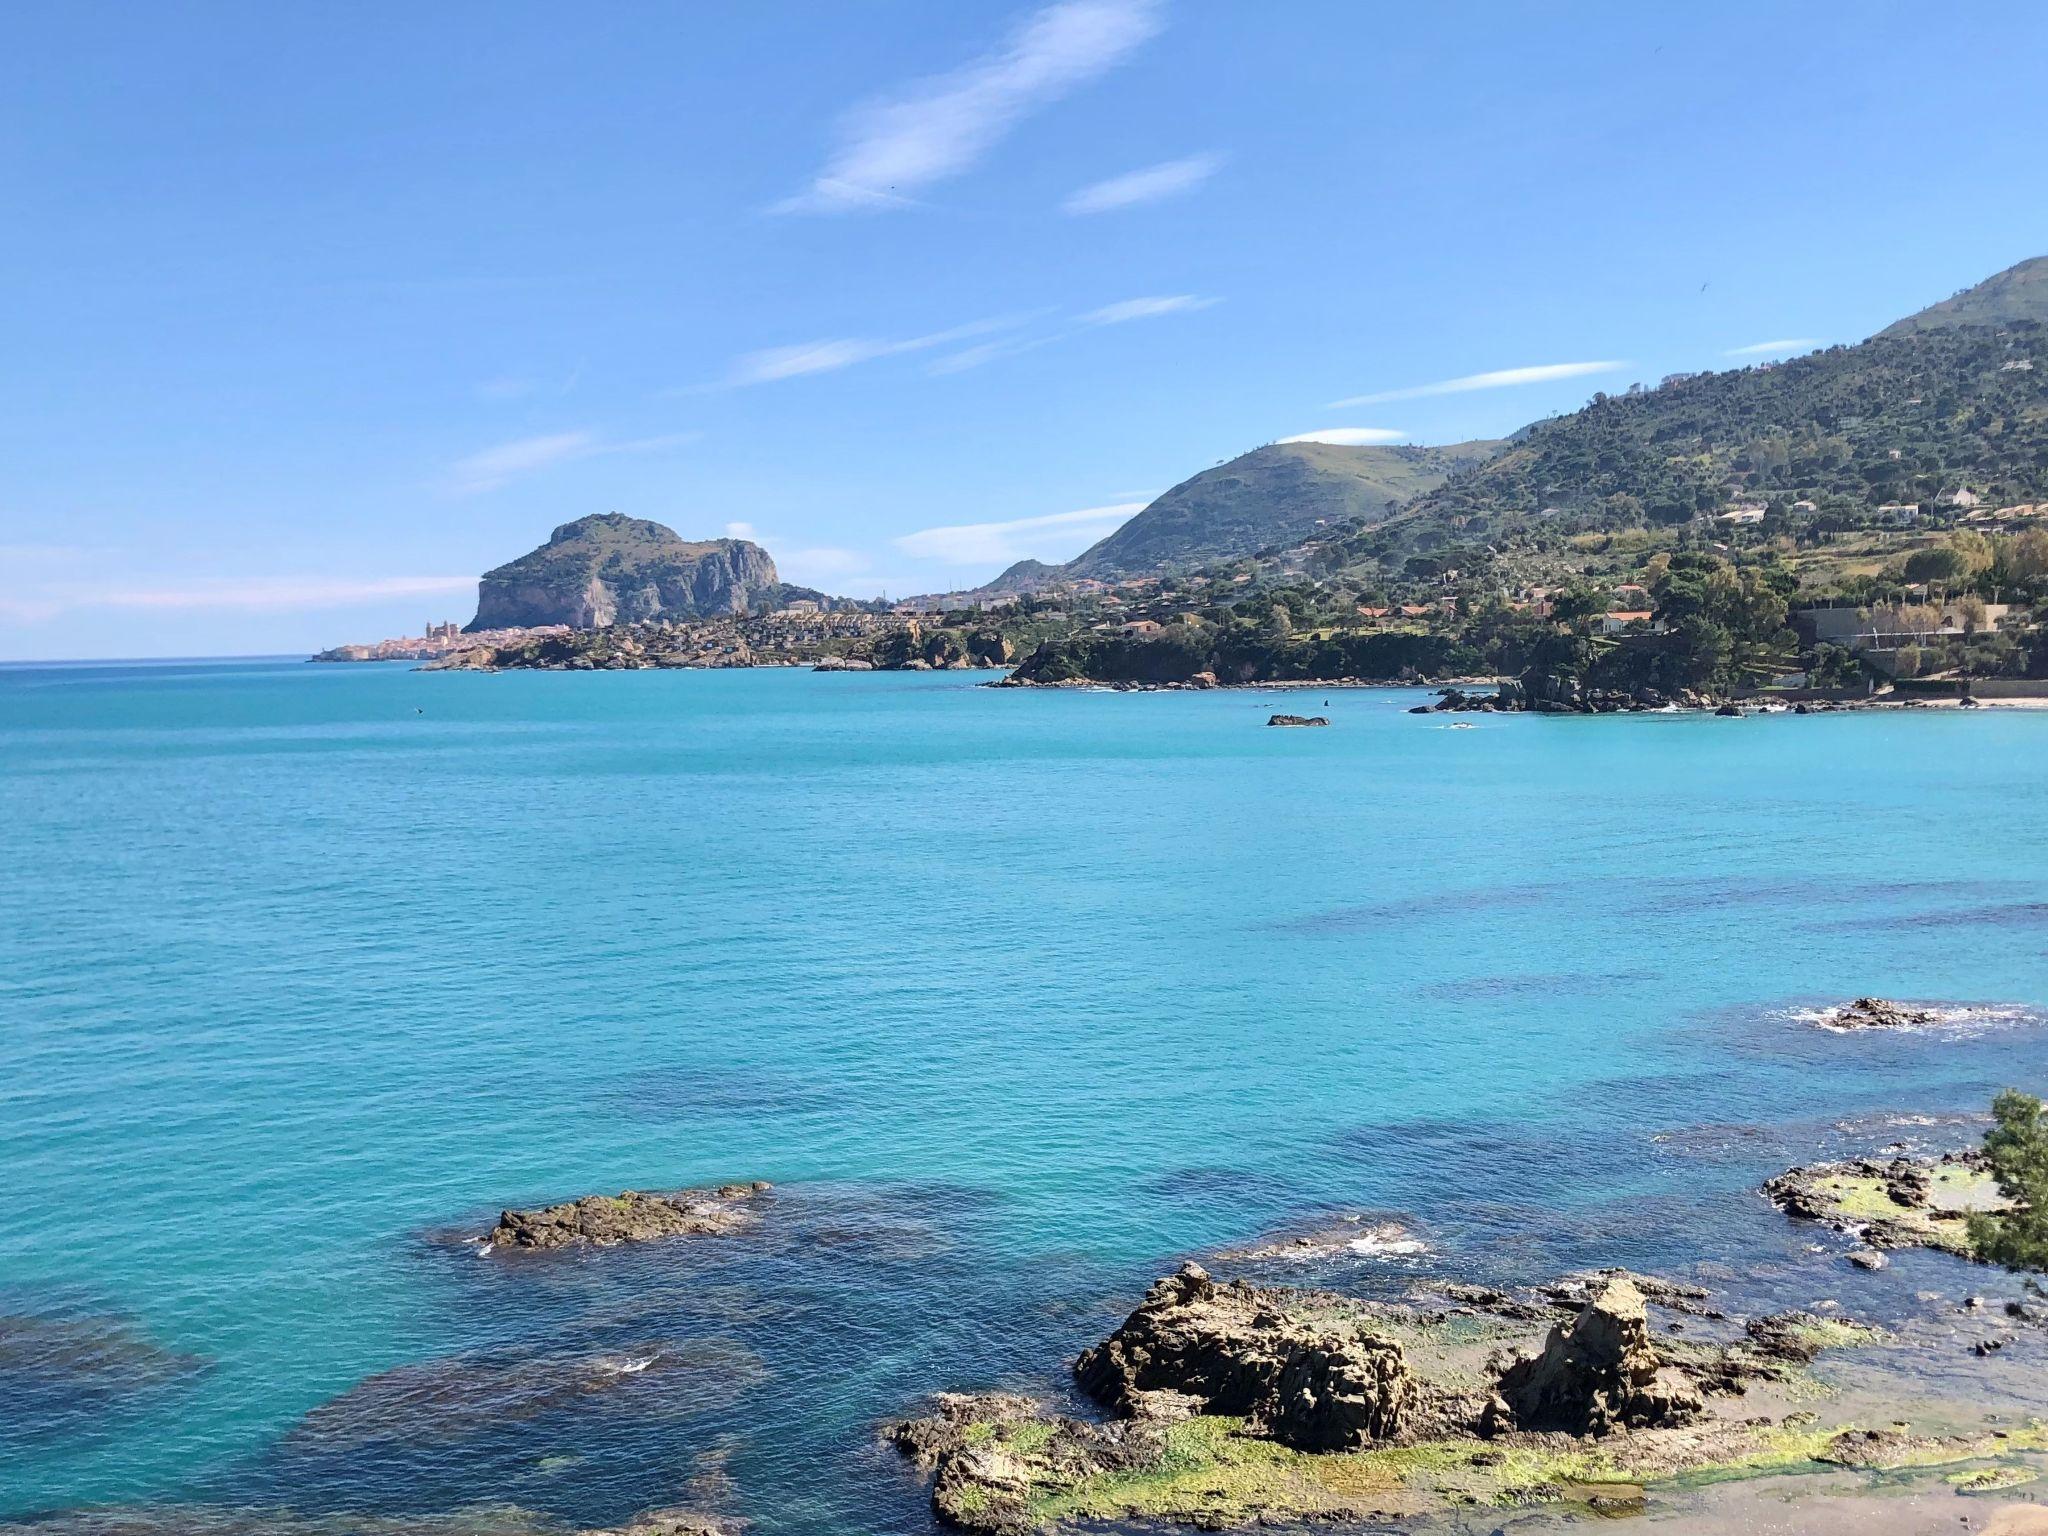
[311,623,558,663]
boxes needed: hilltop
[925,440,1500,606]
[468,514,784,630]
[1878,254,2048,337]
[1062,439,1501,580]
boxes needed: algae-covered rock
[485,1182,771,1252]
[1073,1263,1411,1450]
[1764,1152,2004,1257]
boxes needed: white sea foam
[1780,1002,2041,1036]
[1223,1219,1427,1264]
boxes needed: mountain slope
[1319,278,2047,567]
[1878,255,2048,337]
[1041,439,1499,586]
[469,514,780,630]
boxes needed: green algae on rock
[484,1182,772,1252]
[885,1265,1927,1533]
[1764,1153,2008,1259]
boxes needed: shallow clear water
[4,659,2047,1529]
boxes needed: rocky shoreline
[880,1257,2036,1534]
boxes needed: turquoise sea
[5,658,2048,1530]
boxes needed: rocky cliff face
[468,514,779,631]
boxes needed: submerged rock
[1211,1216,1425,1265]
[1491,1276,1703,1435]
[286,1338,764,1453]
[0,1505,742,1536]
[0,1313,211,1440]
[485,1182,771,1252]
[1073,1263,1411,1450]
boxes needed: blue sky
[3,0,2046,659]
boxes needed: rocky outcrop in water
[485,1182,771,1251]
[1764,1152,2001,1257]
[1490,1276,1703,1435]
[469,515,780,631]
[1265,714,1328,728]
[1073,1263,1411,1450]
[1818,997,1943,1030]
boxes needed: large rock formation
[1492,1276,1703,1435]
[468,514,780,631]
[1073,1263,1410,1450]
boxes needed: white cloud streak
[1329,360,1628,407]
[728,316,1028,385]
[1063,152,1221,214]
[726,295,1214,384]
[1724,338,1821,357]
[893,501,1143,566]
[1277,428,1408,446]
[446,430,696,495]
[1083,293,1216,325]
[778,0,1164,214]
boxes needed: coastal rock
[889,1264,1924,1534]
[1492,1276,1703,1435]
[1818,997,1944,1031]
[485,1182,771,1252]
[1266,714,1329,728]
[1764,1152,2003,1256]
[1073,1263,1411,1450]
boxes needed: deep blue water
[4,658,2048,1530]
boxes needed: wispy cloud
[476,364,585,402]
[777,0,1164,215]
[1277,428,1408,446]
[2,574,477,624]
[894,501,1143,566]
[1083,294,1216,325]
[722,295,1214,385]
[1329,360,1628,408]
[1724,338,1821,357]
[1064,152,1221,214]
[926,332,1065,375]
[446,430,696,495]
[727,316,1028,386]
[928,296,1214,371]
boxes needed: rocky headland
[470,515,782,630]
[483,1182,772,1252]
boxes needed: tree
[1967,1090,2048,1270]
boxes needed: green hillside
[1063,439,1500,580]
[1327,317,2045,572]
